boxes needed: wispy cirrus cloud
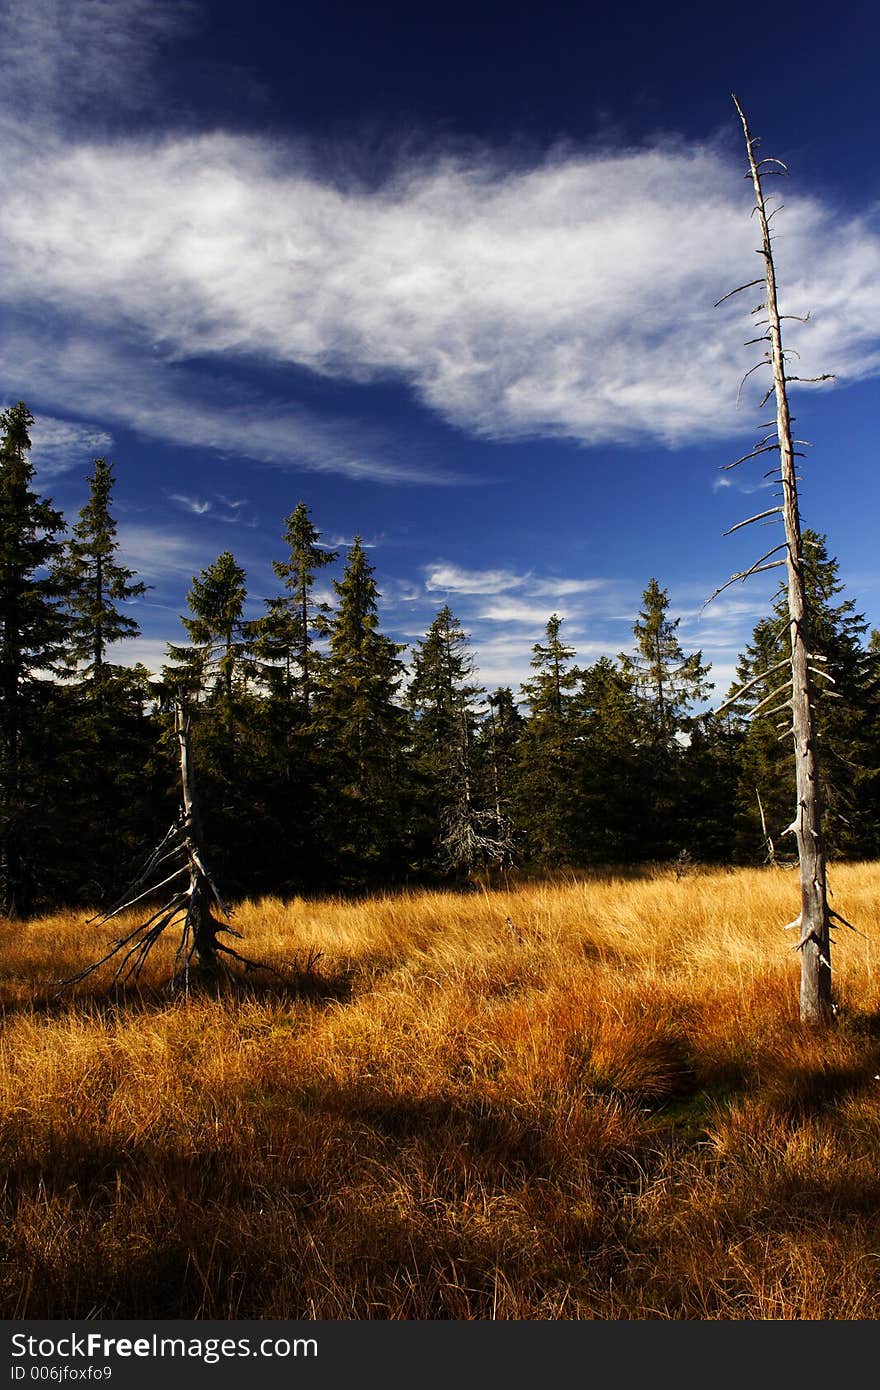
[530,577,606,597]
[1,3,879,487]
[424,561,608,604]
[116,523,211,584]
[326,534,381,550]
[0,324,460,485]
[23,413,113,480]
[425,563,526,594]
[0,0,196,125]
[477,598,576,625]
[165,491,258,526]
[168,492,211,516]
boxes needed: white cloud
[382,577,423,606]
[327,534,380,550]
[22,413,113,480]
[116,523,209,583]
[0,0,195,124]
[706,663,738,701]
[168,492,212,515]
[530,577,606,597]
[1,113,878,470]
[424,563,607,598]
[478,599,572,625]
[468,630,617,690]
[469,633,538,690]
[425,563,525,594]
[109,636,174,678]
[0,325,458,485]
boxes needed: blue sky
[2,0,879,698]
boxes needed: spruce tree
[576,656,646,863]
[408,605,481,759]
[165,552,265,896]
[49,457,160,904]
[0,402,66,916]
[56,457,147,686]
[167,551,252,709]
[251,506,338,895]
[522,614,579,718]
[730,533,880,860]
[322,538,409,883]
[515,615,583,864]
[482,687,522,835]
[257,503,337,716]
[627,579,710,745]
[408,606,508,875]
[620,580,711,859]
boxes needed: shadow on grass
[0,959,355,1022]
[760,1057,880,1119]
[5,1046,880,1319]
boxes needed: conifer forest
[1,397,878,922]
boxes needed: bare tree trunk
[175,702,220,977]
[735,96,832,1025]
[59,701,281,995]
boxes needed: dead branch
[702,543,788,608]
[714,278,765,307]
[715,657,790,715]
[736,358,771,408]
[723,506,783,535]
[756,789,778,866]
[829,908,868,939]
[746,681,793,720]
[723,443,781,470]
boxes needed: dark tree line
[1,400,878,917]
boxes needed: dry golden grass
[2,863,880,1319]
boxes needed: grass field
[2,863,880,1319]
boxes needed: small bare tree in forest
[409,606,514,878]
[61,703,279,993]
[710,96,856,1025]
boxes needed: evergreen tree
[575,656,647,863]
[166,551,252,709]
[730,533,880,859]
[0,402,66,916]
[408,606,480,759]
[408,606,507,875]
[47,457,162,904]
[321,538,410,883]
[481,687,522,834]
[55,457,147,686]
[626,578,710,745]
[620,579,712,859]
[164,552,263,895]
[250,507,338,896]
[674,710,743,865]
[257,503,337,715]
[522,614,579,719]
[515,615,583,864]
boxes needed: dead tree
[710,96,847,1025]
[61,702,278,993]
[440,708,515,878]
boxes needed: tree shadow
[0,957,354,1022]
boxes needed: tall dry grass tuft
[1,864,879,1317]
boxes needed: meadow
[1,863,879,1320]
